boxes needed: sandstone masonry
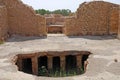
[0,5,8,41]
[65,1,119,36]
[0,0,46,41]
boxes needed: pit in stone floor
[15,51,91,77]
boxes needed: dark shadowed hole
[65,55,77,70]
[38,56,48,69]
[53,56,60,71]
[82,54,89,70]
[38,56,48,76]
[22,58,32,74]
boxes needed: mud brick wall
[0,0,46,36]
[65,1,119,36]
[0,5,8,41]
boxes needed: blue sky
[21,0,120,12]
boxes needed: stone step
[47,34,66,37]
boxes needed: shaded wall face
[1,0,46,36]
[0,6,8,40]
[118,6,120,39]
[109,7,119,34]
[65,1,119,36]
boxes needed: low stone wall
[45,14,65,25]
[46,17,55,25]
[47,25,64,34]
[0,0,47,37]
[0,5,8,41]
[65,1,119,36]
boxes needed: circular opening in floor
[15,51,91,77]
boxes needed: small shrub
[0,41,4,44]
[38,67,84,77]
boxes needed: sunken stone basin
[15,51,91,77]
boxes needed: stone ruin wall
[0,0,46,38]
[109,6,119,35]
[65,1,119,36]
[0,0,120,40]
[0,5,8,41]
[53,14,65,25]
[45,14,65,25]
[46,17,55,25]
[118,6,120,39]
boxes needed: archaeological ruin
[45,14,65,34]
[0,0,120,79]
[0,0,120,41]
[65,1,119,36]
[16,51,91,76]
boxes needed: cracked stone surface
[0,35,120,80]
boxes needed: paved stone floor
[0,35,120,80]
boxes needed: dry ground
[0,34,120,80]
